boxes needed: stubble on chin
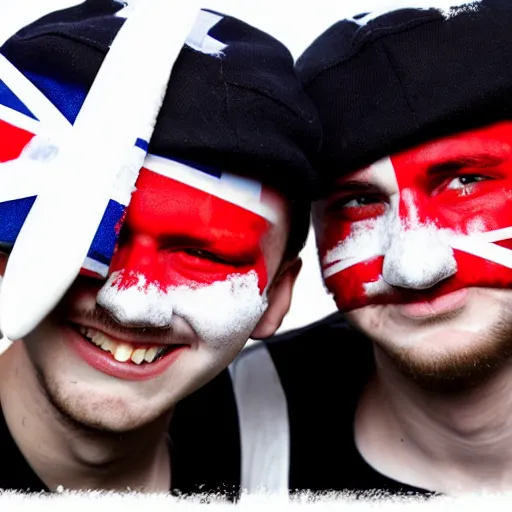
[350,304,512,394]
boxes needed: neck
[0,341,171,492]
[355,344,512,494]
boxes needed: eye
[445,174,489,190]
[183,249,231,265]
[326,193,387,222]
[343,196,382,207]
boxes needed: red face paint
[317,121,512,311]
[109,167,271,295]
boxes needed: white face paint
[316,124,512,314]
[320,157,460,290]
[96,270,268,350]
[320,156,512,290]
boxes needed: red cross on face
[316,121,512,312]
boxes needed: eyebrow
[331,180,379,193]
[427,153,509,175]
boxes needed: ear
[250,257,302,340]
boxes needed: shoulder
[232,312,375,395]
[229,314,376,492]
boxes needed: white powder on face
[382,222,457,289]
[316,151,512,295]
[322,218,383,278]
[465,216,488,235]
[319,183,458,290]
[96,271,268,350]
[364,278,395,297]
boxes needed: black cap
[2,0,321,203]
[296,0,512,184]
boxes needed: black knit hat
[296,0,512,186]
[2,0,321,202]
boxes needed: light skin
[314,120,512,493]
[0,166,301,492]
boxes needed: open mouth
[71,324,180,365]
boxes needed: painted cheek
[318,212,387,310]
[448,187,512,289]
[437,186,512,233]
[318,217,354,261]
[428,178,512,288]
[451,251,512,289]
[325,257,384,311]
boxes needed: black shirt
[173,313,436,497]
[0,314,437,498]
[0,368,240,496]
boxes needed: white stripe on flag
[0,54,71,134]
[0,104,42,135]
[450,229,512,270]
[82,257,110,278]
[455,226,512,244]
[144,154,279,223]
[0,136,54,202]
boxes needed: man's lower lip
[396,288,470,319]
[65,326,187,381]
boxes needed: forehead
[337,121,512,189]
[126,160,289,234]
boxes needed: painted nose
[382,226,457,290]
[96,235,174,328]
[109,233,158,277]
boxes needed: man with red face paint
[0,0,320,496]
[203,0,512,498]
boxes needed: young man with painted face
[207,0,512,497]
[0,0,320,494]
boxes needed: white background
[0,0,418,335]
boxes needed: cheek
[97,271,269,349]
[433,186,512,288]
[434,187,512,233]
[325,257,384,311]
[317,217,354,258]
[453,250,512,288]
[318,214,385,311]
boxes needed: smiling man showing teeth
[0,0,320,495]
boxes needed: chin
[37,364,186,434]
[24,329,224,434]
[347,292,512,391]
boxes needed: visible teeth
[131,348,146,365]
[90,331,116,352]
[77,325,167,364]
[144,347,159,363]
[101,339,116,353]
[114,343,133,363]
[91,333,105,347]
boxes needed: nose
[96,234,174,329]
[382,226,457,290]
[109,232,158,278]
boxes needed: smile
[76,326,174,365]
[67,323,188,381]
